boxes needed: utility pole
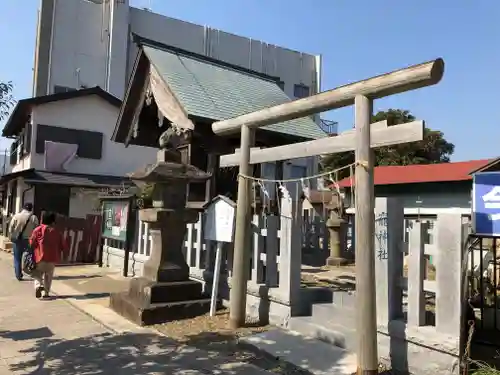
[354,95,378,374]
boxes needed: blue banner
[473,172,500,236]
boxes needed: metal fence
[467,234,500,336]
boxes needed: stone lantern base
[109,279,213,326]
[326,256,349,267]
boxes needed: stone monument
[110,127,213,326]
[325,192,348,266]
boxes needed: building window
[19,124,32,156]
[7,121,33,166]
[35,124,103,160]
[294,84,310,99]
[9,141,18,165]
[53,85,76,94]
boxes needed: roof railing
[318,119,338,136]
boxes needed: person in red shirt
[29,211,68,299]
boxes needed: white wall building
[33,0,322,103]
[1,87,155,218]
[31,0,331,190]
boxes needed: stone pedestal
[326,214,348,266]
[140,208,197,282]
[109,149,215,326]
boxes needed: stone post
[435,213,462,336]
[272,196,302,313]
[407,221,426,327]
[374,197,404,324]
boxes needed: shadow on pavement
[2,329,315,374]
[181,331,314,374]
[53,293,110,300]
[53,275,101,281]
[0,327,54,341]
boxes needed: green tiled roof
[142,45,326,140]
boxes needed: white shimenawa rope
[238,162,362,184]
[241,161,365,218]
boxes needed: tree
[0,81,15,122]
[321,109,455,179]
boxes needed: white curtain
[44,141,78,172]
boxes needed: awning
[0,169,132,189]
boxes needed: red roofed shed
[337,159,491,188]
[337,159,496,217]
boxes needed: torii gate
[211,58,444,375]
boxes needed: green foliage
[321,109,455,178]
[0,81,15,121]
[469,361,500,375]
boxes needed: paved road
[0,254,269,374]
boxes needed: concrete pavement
[0,252,272,374]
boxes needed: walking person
[8,203,39,281]
[29,211,68,299]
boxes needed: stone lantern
[325,192,348,266]
[110,134,212,326]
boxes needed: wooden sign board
[203,195,236,243]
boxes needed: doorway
[8,179,18,215]
[34,184,70,219]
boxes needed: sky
[1,0,499,161]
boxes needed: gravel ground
[153,308,314,374]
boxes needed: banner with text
[473,172,500,236]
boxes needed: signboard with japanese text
[473,172,500,236]
[203,195,236,243]
[101,199,131,241]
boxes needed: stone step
[300,287,355,316]
[240,328,357,375]
[300,287,334,314]
[312,303,357,328]
[129,277,204,304]
[288,316,357,351]
[146,298,213,310]
[331,290,356,309]
[110,291,215,326]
